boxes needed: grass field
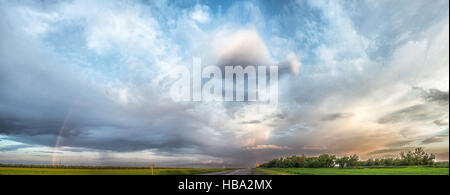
[256,167,449,175]
[0,167,230,175]
[2,166,448,175]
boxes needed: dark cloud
[241,120,261,124]
[385,140,415,147]
[321,113,354,121]
[273,113,285,120]
[434,119,449,126]
[421,131,448,145]
[0,3,237,159]
[415,87,449,105]
[421,136,446,144]
[378,103,445,124]
[213,29,273,68]
[0,144,32,152]
[377,88,448,124]
[367,147,415,155]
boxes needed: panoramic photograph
[0,0,448,183]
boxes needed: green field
[0,167,229,175]
[2,166,448,175]
[256,167,449,175]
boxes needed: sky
[0,0,448,167]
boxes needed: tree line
[260,148,437,168]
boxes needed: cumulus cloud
[211,29,273,66]
[286,52,302,76]
[278,52,302,76]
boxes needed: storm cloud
[0,0,449,166]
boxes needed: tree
[366,158,374,166]
[399,148,435,166]
[423,153,435,165]
[318,154,336,168]
[412,147,426,165]
[296,154,307,168]
[336,156,349,168]
[385,158,394,166]
[347,154,359,167]
[260,147,435,168]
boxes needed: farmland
[256,167,449,175]
[0,166,448,175]
[0,167,230,175]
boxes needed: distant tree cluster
[360,148,436,166]
[260,154,337,168]
[335,154,359,168]
[260,148,437,168]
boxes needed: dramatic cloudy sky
[0,0,448,167]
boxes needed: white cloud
[190,4,211,24]
[286,52,302,76]
[85,10,163,56]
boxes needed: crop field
[0,167,230,175]
[256,167,449,175]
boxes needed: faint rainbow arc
[51,103,75,166]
